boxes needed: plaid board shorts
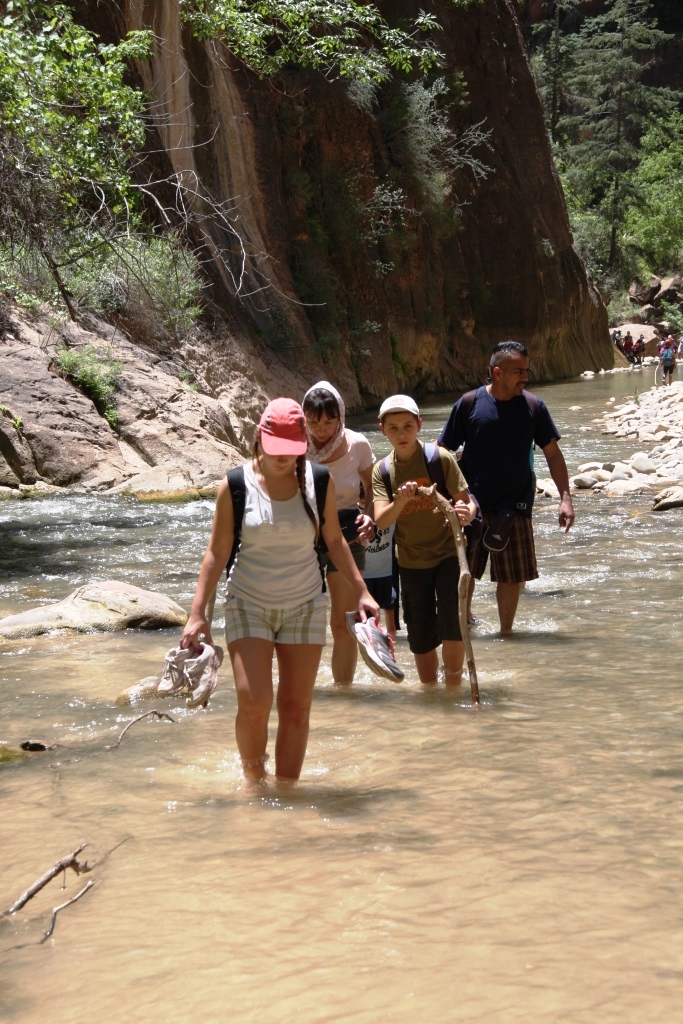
[224,593,327,646]
[470,512,539,584]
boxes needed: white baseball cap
[378,394,420,419]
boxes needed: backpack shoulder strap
[423,442,450,499]
[225,466,246,576]
[379,454,393,502]
[523,390,540,421]
[455,389,478,442]
[311,463,330,527]
[523,391,541,448]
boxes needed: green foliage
[658,299,683,333]
[0,2,151,237]
[399,77,491,206]
[0,404,21,431]
[55,345,123,428]
[529,0,682,294]
[179,0,448,82]
[606,291,636,325]
[624,114,683,270]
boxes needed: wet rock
[572,474,599,489]
[115,675,169,706]
[0,581,188,639]
[652,486,683,511]
[535,477,559,498]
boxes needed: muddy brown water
[1,367,682,1023]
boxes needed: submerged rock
[652,486,683,512]
[0,581,187,639]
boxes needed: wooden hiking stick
[417,485,480,706]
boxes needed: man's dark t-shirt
[438,387,560,516]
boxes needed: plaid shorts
[470,512,539,584]
[224,594,327,646]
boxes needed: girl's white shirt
[322,429,374,510]
[226,461,322,608]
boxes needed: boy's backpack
[661,345,675,368]
[378,442,482,547]
[226,463,330,589]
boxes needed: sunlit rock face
[77,1,612,406]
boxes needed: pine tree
[558,0,676,278]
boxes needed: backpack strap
[523,391,540,448]
[423,442,450,499]
[311,462,330,593]
[311,462,329,528]
[225,466,246,578]
[379,455,393,502]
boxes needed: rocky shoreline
[559,370,683,510]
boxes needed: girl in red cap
[181,397,378,781]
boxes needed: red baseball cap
[259,398,308,456]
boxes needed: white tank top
[226,461,322,607]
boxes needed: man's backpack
[225,463,331,588]
[378,442,482,547]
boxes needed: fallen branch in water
[105,709,176,750]
[41,880,95,942]
[417,485,480,706]
[4,844,91,916]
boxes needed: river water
[1,367,682,1024]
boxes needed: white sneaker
[346,614,404,682]
[157,647,192,695]
[185,643,224,708]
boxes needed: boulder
[629,277,661,305]
[115,675,169,706]
[572,474,599,488]
[535,477,559,498]
[657,276,681,304]
[629,453,657,474]
[0,581,188,639]
[652,486,683,511]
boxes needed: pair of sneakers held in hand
[158,617,402,701]
[158,642,223,708]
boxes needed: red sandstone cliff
[83,0,612,402]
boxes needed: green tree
[558,0,675,284]
[0,0,152,317]
[529,0,581,143]
[178,0,447,82]
[624,113,683,269]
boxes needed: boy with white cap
[372,395,478,686]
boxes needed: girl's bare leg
[274,643,323,779]
[229,638,275,780]
[326,571,359,684]
[384,607,396,638]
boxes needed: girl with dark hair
[302,381,376,685]
[181,398,378,781]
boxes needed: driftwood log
[417,485,480,706]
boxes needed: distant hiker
[437,341,574,634]
[659,336,677,386]
[622,332,635,363]
[302,381,375,685]
[373,394,478,686]
[634,334,646,365]
[180,397,378,781]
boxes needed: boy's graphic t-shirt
[372,443,469,569]
[364,523,394,580]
